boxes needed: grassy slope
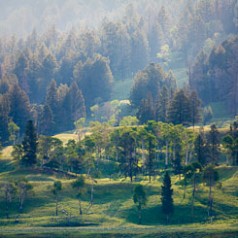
[0,133,237,237]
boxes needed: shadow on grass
[121,204,209,225]
[0,196,53,220]
[0,160,16,173]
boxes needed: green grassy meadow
[0,135,238,237]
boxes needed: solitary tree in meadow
[51,181,62,216]
[71,175,85,215]
[21,120,38,167]
[15,178,33,212]
[203,165,219,221]
[133,184,147,224]
[207,124,220,165]
[1,181,16,219]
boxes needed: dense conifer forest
[0,1,237,237]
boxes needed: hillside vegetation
[0,1,238,237]
[0,125,238,237]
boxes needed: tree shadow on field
[123,204,209,225]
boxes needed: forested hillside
[0,0,237,143]
[0,1,237,237]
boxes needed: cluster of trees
[190,36,238,117]
[2,118,237,223]
[0,0,237,145]
[0,175,86,221]
[0,178,33,219]
[130,63,202,125]
[14,119,238,178]
[133,171,173,224]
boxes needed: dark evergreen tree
[173,144,183,178]
[0,94,10,144]
[157,86,169,122]
[222,121,238,166]
[136,95,155,124]
[194,127,208,166]
[8,84,31,134]
[45,80,58,133]
[131,28,149,73]
[13,54,29,93]
[27,55,42,103]
[161,171,174,223]
[117,127,138,182]
[69,82,86,125]
[21,120,38,167]
[39,104,54,136]
[168,90,191,126]
[144,132,157,182]
[207,124,220,165]
[189,91,201,128]
[74,55,113,113]
[130,63,169,109]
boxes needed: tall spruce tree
[45,80,58,133]
[8,84,31,135]
[21,120,37,167]
[207,125,220,165]
[194,127,208,166]
[161,171,174,223]
[189,91,201,128]
[222,121,238,165]
[0,94,10,144]
[157,86,169,122]
[168,90,191,126]
[145,132,157,183]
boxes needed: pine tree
[161,171,174,223]
[0,94,10,144]
[157,86,169,122]
[222,121,238,165]
[207,125,220,165]
[45,80,58,133]
[137,95,155,124]
[69,82,86,125]
[173,144,183,178]
[189,91,201,128]
[145,132,157,182]
[21,120,38,167]
[194,127,208,166]
[39,104,54,136]
[8,84,31,135]
[168,90,191,126]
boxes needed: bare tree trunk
[56,197,58,216]
[191,174,196,218]
[185,145,189,165]
[183,179,186,199]
[90,178,94,205]
[79,199,82,215]
[208,174,213,221]
[165,141,169,167]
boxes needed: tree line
[0,0,237,144]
